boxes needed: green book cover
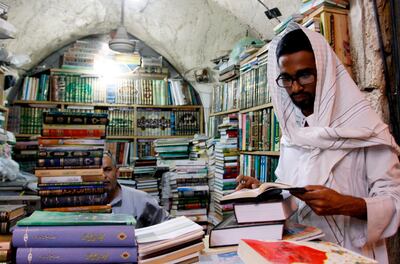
[17,211,136,226]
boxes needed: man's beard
[290,92,315,113]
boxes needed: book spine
[16,247,137,264]
[0,212,9,222]
[41,129,105,138]
[37,157,102,168]
[38,187,105,197]
[12,225,136,247]
[40,193,108,208]
[43,114,108,125]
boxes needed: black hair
[276,29,313,60]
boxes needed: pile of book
[213,114,239,222]
[300,0,349,16]
[134,158,160,202]
[12,211,138,264]
[209,182,324,248]
[35,112,110,213]
[61,39,102,70]
[189,134,208,160]
[206,137,218,227]
[170,159,209,228]
[0,205,25,234]
[135,216,205,264]
[154,138,190,160]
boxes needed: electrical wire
[256,0,281,23]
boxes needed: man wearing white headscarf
[236,23,400,263]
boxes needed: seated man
[103,151,169,228]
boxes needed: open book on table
[220,182,306,203]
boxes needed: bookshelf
[11,67,204,172]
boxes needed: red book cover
[42,129,105,138]
[238,239,377,264]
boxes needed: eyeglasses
[275,70,316,89]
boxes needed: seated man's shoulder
[120,185,155,200]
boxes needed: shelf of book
[31,68,168,80]
[210,109,240,117]
[239,103,273,114]
[13,100,203,110]
[15,134,197,140]
[240,151,280,156]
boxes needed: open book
[220,182,306,203]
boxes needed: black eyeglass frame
[275,69,317,89]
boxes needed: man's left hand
[291,185,367,219]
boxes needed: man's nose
[291,80,304,93]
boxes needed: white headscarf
[267,22,400,191]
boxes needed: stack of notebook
[35,112,110,213]
[12,211,137,264]
[135,216,204,264]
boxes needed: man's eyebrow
[296,68,316,74]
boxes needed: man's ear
[115,167,120,178]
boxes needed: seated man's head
[276,29,316,117]
[103,152,119,195]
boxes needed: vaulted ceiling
[2,0,300,96]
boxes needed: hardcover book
[233,194,297,224]
[0,204,26,222]
[12,225,136,247]
[209,214,284,248]
[16,247,137,264]
[220,182,306,203]
[16,211,136,226]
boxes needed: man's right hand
[235,175,261,190]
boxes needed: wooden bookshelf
[239,103,273,114]
[240,151,280,156]
[135,135,192,139]
[210,108,239,117]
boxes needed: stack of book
[189,134,208,160]
[0,205,25,234]
[154,138,190,160]
[12,211,138,264]
[206,137,219,227]
[213,114,239,222]
[134,158,160,203]
[35,112,110,213]
[135,216,205,264]
[61,39,102,70]
[209,182,323,248]
[170,160,209,228]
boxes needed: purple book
[16,247,137,264]
[12,225,136,248]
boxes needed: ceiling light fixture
[109,0,137,53]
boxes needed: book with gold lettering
[12,225,136,247]
[16,247,137,264]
